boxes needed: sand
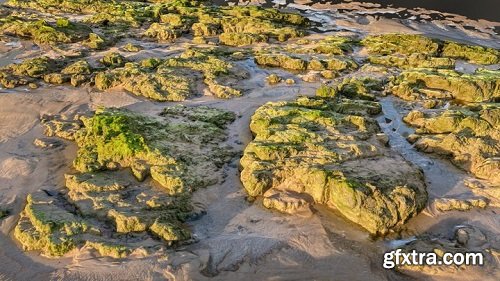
[0,1,499,281]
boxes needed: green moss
[317,77,383,101]
[86,241,130,258]
[0,16,91,45]
[0,56,64,88]
[100,52,126,68]
[219,32,268,46]
[390,69,500,103]
[442,41,499,65]
[368,53,454,69]
[95,62,194,101]
[16,105,235,257]
[404,108,500,183]
[14,192,88,257]
[313,36,355,55]
[255,53,355,72]
[150,219,190,242]
[144,23,181,41]
[255,54,307,71]
[82,33,107,49]
[122,43,143,52]
[361,34,440,55]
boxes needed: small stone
[285,78,295,85]
[266,74,282,85]
[376,133,389,146]
[301,71,321,82]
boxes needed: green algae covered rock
[82,33,107,49]
[14,192,89,256]
[240,92,427,234]
[255,53,356,72]
[442,42,499,65]
[404,107,500,184]
[100,52,126,68]
[0,56,64,88]
[95,62,194,101]
[316,77,384,101]
[361,34,440,55]
[368,53,454,69]
[0,16,91,45]
[255,54,307,71]
[94,48,245,101]
[219,32,268,46]
[144,23,181,41]
[390,69,500,103]
[16,106,235,257]
[312,36,355,55]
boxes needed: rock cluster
[16,106,235,257]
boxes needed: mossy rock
[442,42,499,65]
[361,34,440,55]
[95,62,194,101]
[144,23,181,41]
[0,16,91,45]
[368,53,454,69]
[255,54,307,71]
[219,32,268,46]
[404,108,500,183]
[240,92,427,234]
[317,77,384,101]
[100,52,126,68]
[16,105,235,257]
[0,56,66,88]
[390,69,500,103]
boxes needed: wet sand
[0,2,499,281]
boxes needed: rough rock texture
[434,197,488,211]
[362,33,500,66]
[240,92,427,234]
[361,34,440,56]
[389,69,500,103]
[15,106,235,257]
[95,48,246,100]
[442,41,499,65]
[0,15,91,45]
[255,53,356,72]
[403,107,500,184]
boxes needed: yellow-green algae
[95,48,246,100]
[389,69,500,103]
[404,107,500,184]
[15,106,235,257]
[0,14,92,45]
[361,33,499,65]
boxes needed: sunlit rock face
[240,85,428,234]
